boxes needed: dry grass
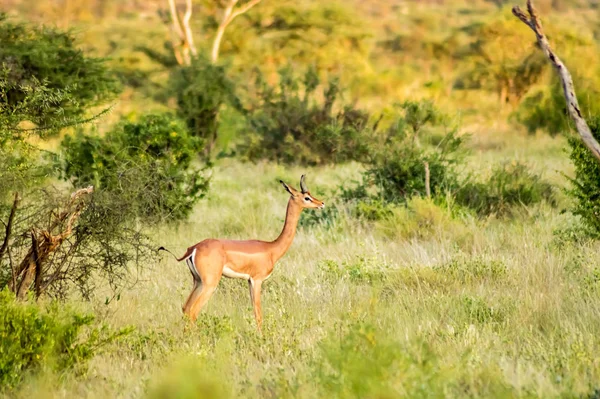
[6,133,600,398]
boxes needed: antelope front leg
[250,279,263,332]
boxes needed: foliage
[0,142,51,203]
[566,116,600,238]
[0,14,120,136]
[168,57,242,158]
[0,14,120,204]
[59,113,209,222]
[455,161,556,217]
[0,289,130,389]
[514,75,600,136]
[226,1,371,88]
[399,99,443,142]
[241,66,372,165]
[0,17,160,301]
[454,14,546,105]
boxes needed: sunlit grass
[6,136,600,398]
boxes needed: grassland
[6,129,600,398]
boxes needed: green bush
[168,57,242,158]
[0,289,129,389]
[566,116,600,237]
[455,161,555,217]
[345,129,465,205]
[241,66,372,165]
[59,113,209,222]
[433,256,507,283]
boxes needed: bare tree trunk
[512,0,600,162]
[32,231,43,299]
[167,0,197,66]
[211,0,263,63]
[211,21,230,63]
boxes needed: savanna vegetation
[1,0,600,397]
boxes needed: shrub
[168,57,242,158]
[458,295,507,324]
[241,66,372,165]
[0,187,159,300]
[375,197,455,239]
[566,116,600,237]
[0,289,130,389]
[59,113,209,222]
[344,129,465,205]
[318,255,389,285]
[455,161,555,217]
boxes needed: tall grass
[6,135,600,398]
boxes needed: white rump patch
[185,248,201,281]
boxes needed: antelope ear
[280,180,297,196]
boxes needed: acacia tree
[0,16,160,300]
[164,0,263,65]
[159,0,262,157]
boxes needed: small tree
[0,16,162,301]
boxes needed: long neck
[270,198,303,262]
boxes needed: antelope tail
[158,246,194,262]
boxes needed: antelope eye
[304,196,311,201]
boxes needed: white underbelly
[222,266,251,280]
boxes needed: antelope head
[280,175,325,209]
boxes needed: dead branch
[31,230,43,299]
[12,186,94,300]
[512,0,600,162]
[0,192,19,265]
[211,0,262,63]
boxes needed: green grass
[4,1,600,396]
[6,134,600,398]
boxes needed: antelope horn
[300,175,308,193]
